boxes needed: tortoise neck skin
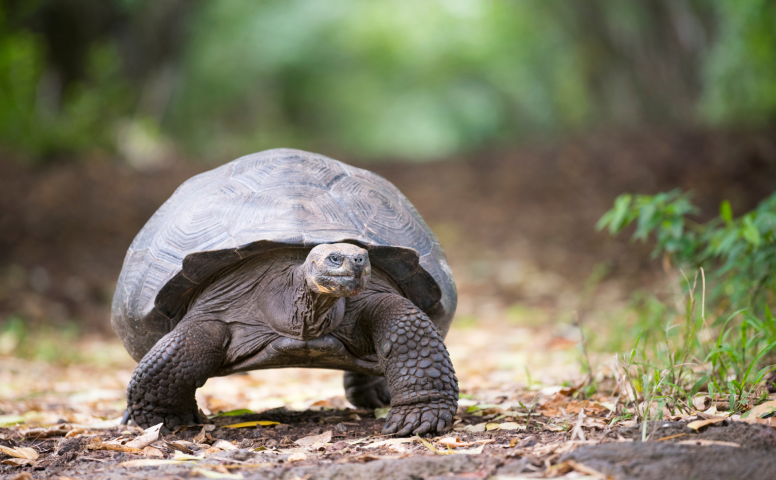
[288,267,345,340]
[283,243,371,340]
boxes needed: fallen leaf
[173,450,205,461]
[565,460,610,479]
[374,407,391,419]
[438,437,471,447]
[686,417,726,431]
[677,439,740,448]
[741,413,776,427]
[498,422,524,431]
[0,445,39,460]
[86,437,142,454]
[364,438,415,449]
[119,459,188,467]
[0,415,24,427]
[295,430,332,447]
[466,404,502,413]
[417,436,485,455]
[212,440,238,451]
[211,409,254,417]
[485,423,500,431]
[65,428,87,438]
[459,422,486,432]
[222,421,280,428]
[125,423,162,449]
[288,452,307,462]
[742,400,776,419]
[141,446,164,457]
[2,458,37,467]
[19,424,71,438]
[192,467,244,479]
[166,440,196,454]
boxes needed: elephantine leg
[127,320,227,429]
[344,372,391,408]
[369,296,458,436]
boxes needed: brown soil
[3,409,775,479]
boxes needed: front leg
[367,295,458,436]
[127,319,227,429]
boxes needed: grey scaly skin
[124,243,458,436]
[343,372,391,408]
[126,320,228,429]
[366,296,458,435]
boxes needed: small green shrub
[599,190,776,424]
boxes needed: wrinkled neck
[288,267,343,339]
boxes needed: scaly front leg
[127,319,227,429]
[368,295,458,436]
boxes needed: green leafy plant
[600,190,776,424]
[598,189,776,315]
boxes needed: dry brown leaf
[739,416,776,427]
[364,438,415,449]
[65,428,87,438]
[119,458,188,467]
[141,446,164,457]
[0,445,39,460]
[10,472,33,480]
[742,400,776,419]
[437,437,472,447]
[212,439,238,451]
[124,423,162,449]
[686,417,726,431]
[86,437,142,454]
[295,430,332,447]
[2,458,37,467]
[565,460,611,479]
[193,425,214,444]
[166,440,196,454]
[677,439,740,448]
[19,424,71,438]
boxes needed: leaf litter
[3,334,776,479]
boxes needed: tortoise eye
[326,254,343,266]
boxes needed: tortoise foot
[127,320,226,429]
[381,400,455,436]
[129,406,202,430]
[344,372,391,408]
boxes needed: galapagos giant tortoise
[111,148,458,436]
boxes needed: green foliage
[600,189,776,423]
[0,6,134,159]
[2,0,776,160]
[598,190,776,315]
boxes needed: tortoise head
[303,243,371,297]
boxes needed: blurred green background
[2,0,775,162]
[2,0,776,362]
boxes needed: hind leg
[127,319,227,429]
[344,372,391,408]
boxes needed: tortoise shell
[111,149,457,362]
